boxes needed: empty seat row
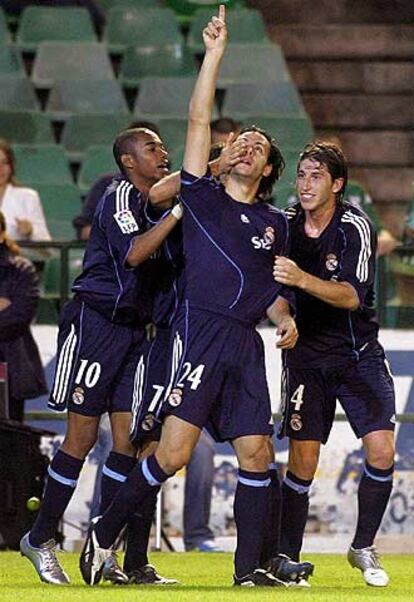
[0,41,290,87]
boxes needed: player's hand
[218,132,248,174]
[16,218,33,238]
[276,316,298,349]
[203,4,227,54]
[273,256,306,288]
[0,297,11,311]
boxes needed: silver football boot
[20,532,70,585]
[102,552,129,585]
[347,545,389,587]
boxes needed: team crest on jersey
[290,413,302,431]
[72,386,85,405]
[114,209,139,234]
[141,413,155,432]
[240,214,250,224]
[168,387,183,407]
[264,226,275,244]
[325,253,338,271]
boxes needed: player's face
[296,158,342,213]
[0,149,12,187]
[128,130,169,184]
[231,131,272,181]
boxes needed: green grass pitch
[1,552,413,602]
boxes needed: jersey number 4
[177,362,205,390]
[290,384,305,411]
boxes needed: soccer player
[274,142,395,587]
[19,127,183,585]
[79,6,301,588]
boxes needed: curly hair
[0,138,17,185]
[237,126,285,201]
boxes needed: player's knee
[61,433,97,459]
[156,445,192,475]
[367,443,395,470]
[238,446,269,472]
[289,449,318,480]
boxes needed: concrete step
[349,167,414,203]
[251,0,414,25]
[315,131,414,167]
[269,25,414,59]
[302,93,414,129]
[289,61,414,93]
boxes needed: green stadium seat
[277,149,300,188]
[0,110,54,144]
[0,45,24,76]
[169,144,185,171]
[41,250,84,300]
[165,0,243,18]
[222,82,306,118]
[241,116,314,150]
[272,183,297,210]
[36,184,82,240]
[218,43,289,87]
[119,45,196,87]
[188,7,269,52]
[157,117,187,152]
[97,0,158,13]
[13,145,73,186]
[32,42,114,88]
[38,185,81,240]
[134,77,219,119]
[46,80,129,121]
[104,7,183,54]
[16,7,97,52]
[61,114,131,161]
[0,9,11,44]
[78,145,118,192]
[0,76,39,110]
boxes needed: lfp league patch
[114,209,139,234]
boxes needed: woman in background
[0,212,47,422]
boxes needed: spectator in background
[210,117,241,145]
[0,211,47,422]
[0,139,51,243]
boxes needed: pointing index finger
[218,4,226,23]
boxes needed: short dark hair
[128,120,160,136]
[299,141,348,201]
[112,128,151,176]
[238,125,285,201]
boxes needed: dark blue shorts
[129,327,171,447]
[278,341,396,443]
[161,303,274,443]
[48,299,146,416]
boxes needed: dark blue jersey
[283,201,379,367]
[144,203,185,329]
[180,169,292,324]
[72,178,155,326]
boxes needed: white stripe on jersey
[163,331,183,403]
[116,180,133,214]
[52,324,77,404]
[130,354,145,435]
[341,211,371,282]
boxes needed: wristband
[171,203,183,220]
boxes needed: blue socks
[30,449,84,547]
[352,461,394,549]
[279,470,313,561]
[234,469,270,578]
[95,454,169,549]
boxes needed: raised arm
[183,5,227,177]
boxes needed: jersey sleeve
[180,168,220,208]
[338,211,377,303]
[99,184,146,266]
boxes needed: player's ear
[262,163,273,178]
[121,153,134,171]
[332,177,344,194]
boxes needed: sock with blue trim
[352,461,394,549]
[95,454,169,549]
[260,463,282,565]
[234,469,270,578]
[279,470,313,561]
[99,451,137,514]
[30,449,84,547]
